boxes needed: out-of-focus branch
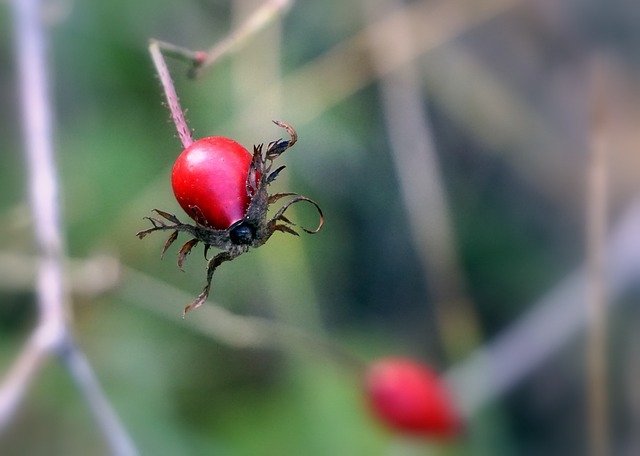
[151,0,292,80]
[123,199,640,422]
[446,198,640,418]
[0,330,50,429]
[1,0,67,430]
[0,252,120,296]
[1,0,137,454]
[191,0,292,78]
[233,0,517,127]
[360,0,481,361]
[120,265,364,374]
[60,341,138,456]
[586,56,609,456]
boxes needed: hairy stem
[149,39,194,148]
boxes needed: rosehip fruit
[365,357,460,438]
[171,136,253,230]
[138,121,324,315]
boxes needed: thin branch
[60,339,138,456]
[586,55,609,456]
[120,265,365,375]
[360,0,481,361]
[0,252,120,297]
[445,197,640,419]
[0,330,50,429]
[231,0,517,126]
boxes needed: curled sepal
[183,290,209,317]
[268,191,296,204]
[266,120,298,159]
[270,194,324,235]
[161,231,179,258]
[183,249,240,317]
[177,238,199,271]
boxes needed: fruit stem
[149,39,194,149]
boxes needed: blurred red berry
[365,357,460,438]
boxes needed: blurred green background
[3,0,640,454]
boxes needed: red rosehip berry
[138,122,323,314]
[365,357,460,438]
[171,136,253,230]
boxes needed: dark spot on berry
[229,221,255,245]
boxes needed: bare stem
[586,56,609,456]
[149,39,194,148]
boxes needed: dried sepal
[177,238,199,270]
[183,249,240,317]
[272,120,297,145]
[273,225,299,236]
[264,121,297,160]
[153,208,181,224]
[136,215,169,238]
[246,145,262,195]
[277,214,295,226]
[268,192,296,204]
[269,195,324,235]
[136,226,155,239]
[188,205,209,228]
[161,231,179,258]
[136,209,189,239]
[266,141,289,160]
[267,165,286,184]
[183,288,209,317]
